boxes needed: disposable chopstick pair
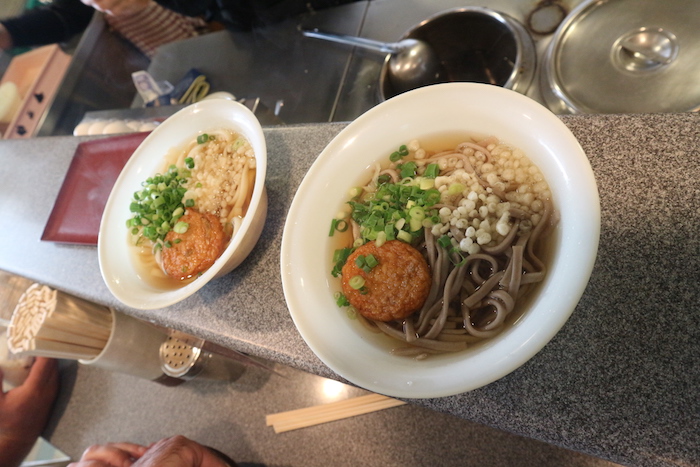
[266,393,406,433]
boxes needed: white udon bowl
[281,83,599,398]
[99,96,267,310]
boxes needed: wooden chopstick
[7,283,112,359]
[266,393,406,433]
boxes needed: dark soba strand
[423,261,468,339]
[481,220,521,255]
[377,321,467,352]
[525,198,553,273]
[460,203,554,337]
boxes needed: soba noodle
[332,136,556,359]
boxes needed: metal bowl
[379,7,536,101]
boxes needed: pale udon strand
[351,219,361,242]
[228,159,249,219]
[379,168,400,183]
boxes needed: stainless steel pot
[540,0,700,114]
[378,7,536,101]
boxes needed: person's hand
[133,436,233,467]
[0,23,12,50]
[69,436,234,467]
[80,0,150,16]
[68,442,148,467]
[0,357,60,467]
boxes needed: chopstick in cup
[7,283,112,359]
[266,393,406,433]
[27,337,103,360]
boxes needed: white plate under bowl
[281,83,599,398]
[99,97,267,310]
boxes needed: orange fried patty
[341,240,431,322]
[162,209,228,280]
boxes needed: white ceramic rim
[281,82,600,398]
[98,98,267,310]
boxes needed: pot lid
[543,0,700,113]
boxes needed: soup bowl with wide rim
[281,82,599,398]
[99,96,267,310]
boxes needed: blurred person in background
[0,0,359,56]
[0,357,59,467]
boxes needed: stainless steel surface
[303,29,445,94]
[36,0,594,135]
[333,0,584,121]
[540,0,700,114]
[37,13,150,136]
[378,7,535,101]
[160,335,204,379]
[143,1,370,125]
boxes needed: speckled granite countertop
[1,114,698,467]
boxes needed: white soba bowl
[99,96,267,310]
[281,83,599,398]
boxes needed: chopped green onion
[348,275,365,290]
[334,291,350,307]
[397,230,412,243]
[365,254,378,268]
[348,187,363,198]
[448,183,465,196]
[438,235,452,249]
[375,230,387,247]
[335,220,348,232]
[408,206,425,221]
[354,254,378,273]
[184,157,195,169]
[197,134,209,144]
[423,163,439,178]
[419,178,435,190]
[398,161,417,179]
[173,221,189,234]
[331,247,354,277]
[377,174,392,185]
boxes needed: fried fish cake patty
[341,240,431,322]
[162,209,228,280]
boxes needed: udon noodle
[128,129,256,285]
[173,129,256,236]
[331,135,556,359]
